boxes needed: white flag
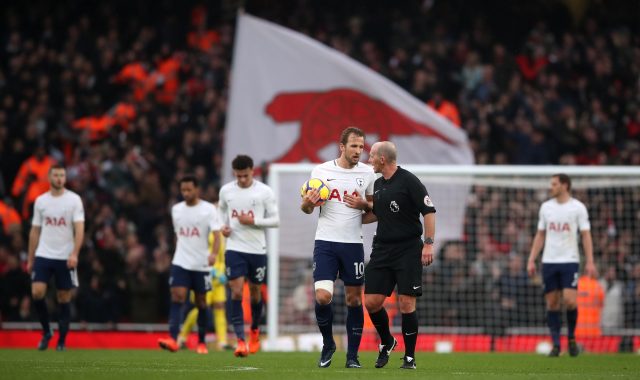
[224,14,474,258]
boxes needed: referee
[363,141,435,370]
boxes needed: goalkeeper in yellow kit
[178,231,231,351]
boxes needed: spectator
[599,265,624,333]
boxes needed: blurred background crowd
[0,0,639,333]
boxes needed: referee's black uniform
[364,166,436,297]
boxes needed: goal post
[266,164,640,352]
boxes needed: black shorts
[364,238,423,297]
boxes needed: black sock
[231,299,245,340]
[566,308,578,340]
[33,299,51,335]
[315,302,334,346]
[251,300,263,330]
[547,311,561,347]
[58,303,71,346]
[401,311,418,358]
[346,305,363,359]
[369,308,392,346]
[197,306,207,343]
[169,302,182,340]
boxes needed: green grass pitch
[1,349,638,380]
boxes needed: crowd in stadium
[0,0,639,334]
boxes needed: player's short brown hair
[48,164,65,173]
[340,127,365,145]
[553,173,571,191]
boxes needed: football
[300,178,330,205]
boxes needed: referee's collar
[381,166,401,182]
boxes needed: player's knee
[364,298,383,313]
[230,289,243,300]
[249,290,261,303]
[315,291,332,305]
[31,289,45,300]
[398,297,416,313]
[564,300,577,310]
[314,281,333,305]
[31,282,46,299]
[345,293,362,307]
[56,291,72,303]
[398,303,415,314]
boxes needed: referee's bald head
[376,141,397,164]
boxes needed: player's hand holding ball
[300,178,330,207]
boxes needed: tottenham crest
[390,200,400,212]
[356,177,364,187]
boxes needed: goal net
[265,164,640,353]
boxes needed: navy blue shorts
[169,265,211,293]
[225,250,267,284]
[31,257,78,290]
[313,240,365,286]
[542,263,579,293]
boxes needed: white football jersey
[32,189,85,260]
[219,180,279,254]
[172,200,222,271]
[311,160,376,243]
[537,197,590,263]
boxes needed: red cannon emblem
[265,88,454,163]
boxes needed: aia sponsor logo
[231,209,255,218]
[45,217,67,226]
[328,189,359,203]
[179,226,201,237]
[548,222,570,232]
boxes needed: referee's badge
[390,200,400,212]
[424,195,434,207]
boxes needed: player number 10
[354,262,364,276]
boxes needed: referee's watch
[423,237,434,245]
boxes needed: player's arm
[218,190,232,236]
[422,211,435,266]
[578,204,596,278]
[27,225,41,273]
[253,190,280,228]
[362,210,377,224]
[69,197,85,269]
[69,221,84,269]
[528,206,547,277]
[581,229,597,278]
[407,176,435,266]
[527,230,545,277]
